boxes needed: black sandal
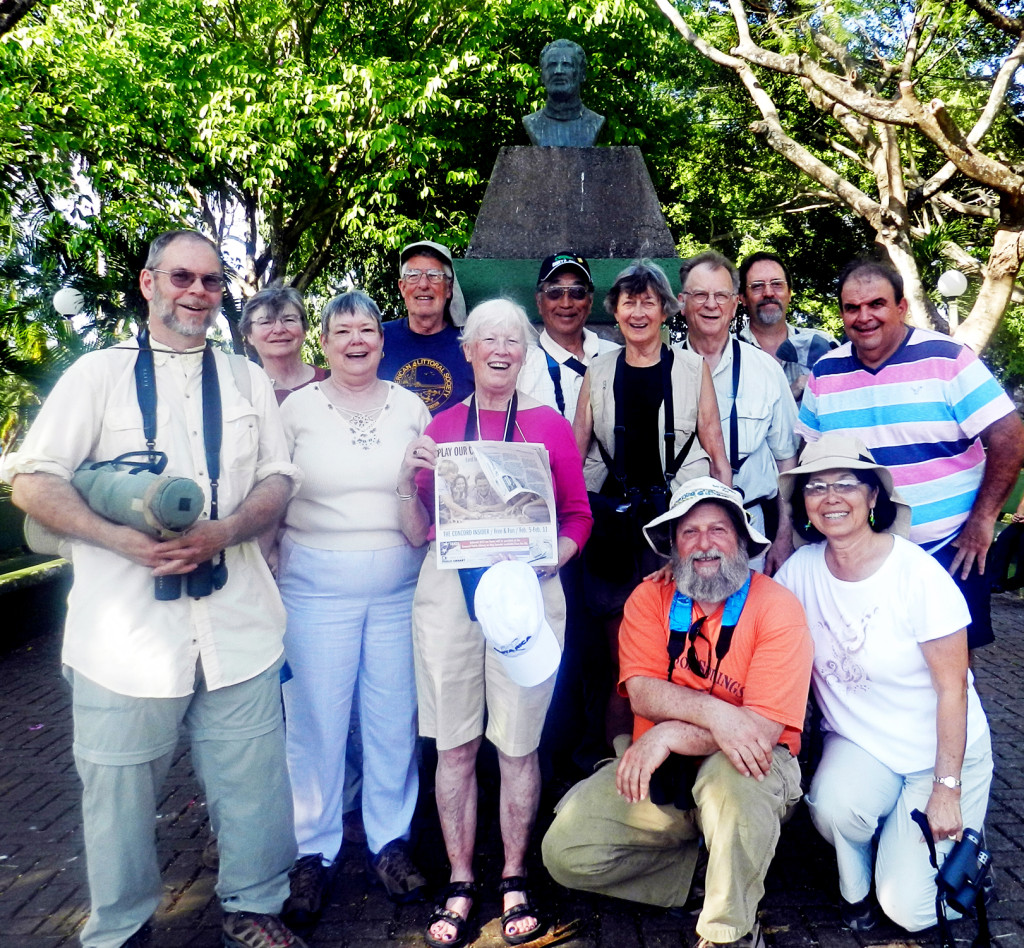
[498,875,543,946]
[424,880,477,948]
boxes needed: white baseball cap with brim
[777,434,912,544]
[474,560,561,688]
[642,477,771,560]
[399,239,467,326]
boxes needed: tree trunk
[877,234,934,330]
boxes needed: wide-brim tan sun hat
[642,476,771,560]
[778,434,912,544]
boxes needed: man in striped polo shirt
[796,260,1024,648]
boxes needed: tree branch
[960,0,1024,36]
[912,33,1024,204]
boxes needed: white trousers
[279,537,424,859]
[806,730,992,932]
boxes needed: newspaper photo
[435,440,558,569]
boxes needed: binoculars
[938,828,991,916]
[71,454,227,601]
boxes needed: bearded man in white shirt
[3,230,307,948]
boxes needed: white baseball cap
[474,561,561,688]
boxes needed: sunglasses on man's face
[541,284,589,301]
[150,268,225,293]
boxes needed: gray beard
[157,306,218,342]
[671,546,750,603]
[754,301,785,326]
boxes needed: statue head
[540,39,586,101]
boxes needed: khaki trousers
[542,746,802,943]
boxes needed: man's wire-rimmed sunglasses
[541,284,589,301]
[149,268,225,292]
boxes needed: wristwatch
[933,775,962,789]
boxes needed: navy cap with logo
[537,252,593,288]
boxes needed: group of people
[3,229,1023,948]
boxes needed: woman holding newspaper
[404,299,591,948]
[274,291,433,926]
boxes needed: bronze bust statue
[523,39,605,148]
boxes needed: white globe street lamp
[937,269,968,331]
[52,287,85,317]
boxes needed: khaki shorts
[412,545,566,757]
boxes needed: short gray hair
[679,250,739,295]
[321,290,384,336]
[144,230,220,272]
[241,285,308,337]
[603,260,679,318]
[460,299,537,349]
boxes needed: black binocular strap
[134,335,226,575]
[910,808,990,948]
[464,392,517,443]
[603,346,696,495]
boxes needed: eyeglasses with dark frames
[149,268,224,293]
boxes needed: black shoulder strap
[729,338,742,474]
[134,331,158,451]
[909,809,990,948]
[201,344,223,518]
[609,346,696,492]
[662,346,697,483]
[661,345,676,477]
[132,332,223,522]
[611,349,629,489]
[464,392,518,443]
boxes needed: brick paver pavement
[1,595,1022,948]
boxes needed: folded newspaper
[435,441,558,569]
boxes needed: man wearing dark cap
[518,252,619,421]
[379,239,473,415]
[519,252,619,783]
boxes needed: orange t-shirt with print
[618,572,813,755]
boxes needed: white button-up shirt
[689,336,799,505]
[517,328,620,420]
[2,340,300,698]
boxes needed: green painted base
[453,257,682,323]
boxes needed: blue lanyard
[666,573,751,690]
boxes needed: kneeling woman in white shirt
[774,434,991,934]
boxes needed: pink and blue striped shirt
[796,328,1015,551]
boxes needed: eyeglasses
[542,284,589,301]
[802,479,866,498]
[746,279,788,295]
[149,268,224,293]
[401,268,448,284]
[683,290,734,307]
[252,314,303,329]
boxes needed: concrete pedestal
[457,146,679,318]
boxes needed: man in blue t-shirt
[379,240,473,415]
